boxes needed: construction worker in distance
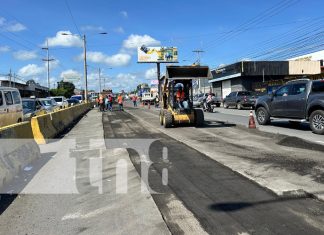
[98,94,104,112]
[132,94,137,107]
[117,93,124,111]
[176,86,188,109]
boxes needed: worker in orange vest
[176,86,188,109]
[98,95,104,111]
[117,93,124,111]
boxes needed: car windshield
[41,99,52,106]
[67,99,78,103]
[239,91,252,96]
[53,98,62,102]
[22,100,35,110]
[71,96,81,100]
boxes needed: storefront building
[208,60,322,98]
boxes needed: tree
[50,80,75,97]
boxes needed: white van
[0,87,23,128]
[49,96,68,109]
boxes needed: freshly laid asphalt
[103,106,324,235]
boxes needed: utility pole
[42,40,54,96]
[9,69,12,87]
[157,62,161,98]
[192,49,205,65]
[98,67,101,93]
[13,73,16,88]
[83,34,88,102]
[193,49,205,93]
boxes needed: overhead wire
[64,0,82,37]
[181,0,300,63]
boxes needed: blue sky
[0,0,323,92]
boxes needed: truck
[255,78,324,134]
[223,91,258,109]
[140,85,155,104]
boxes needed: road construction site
[1,104,324,235]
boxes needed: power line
[182,0,300,60]
[64,0,82,37]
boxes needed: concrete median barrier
[31,103,92,144]
[0,122,40,190]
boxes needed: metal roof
[166,66,212,80]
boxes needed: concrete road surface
[0,109,170,235]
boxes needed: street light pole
[83,34,88,102]
[61,32,107,102]
[98,67,101,93]
[42,40,54,96]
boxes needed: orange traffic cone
[249,111,256,128]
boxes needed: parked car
[39,98,60,113]
[223,91,257,109]
[255,79,324,134]
[0,87,23,127]
[49,96,68,109]
[70,95,84,103]
[67,98,80,107]
[22,98,47,121]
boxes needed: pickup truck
[255,79,324,134]
[223,91,257,109]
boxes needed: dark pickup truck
[223,91,257,109]
[255,79,324,134]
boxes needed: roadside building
[209,60,322,98]
[0,77,49,97]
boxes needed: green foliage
[50,80,76,97]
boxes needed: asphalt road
[199,106,324,145]
[103,106,324,235]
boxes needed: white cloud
[0,17,26,32]
[13,50,38,60]
[0,45,10,52]
[120,11,128,18]
[105,53,131,67]
[45,31,83,47]
[122,34,160,50]
[107,73,137,91]
[114,26,125,34]
[60,69,82,80]
[18,64,45,77]
[145,68,157,79]
[80,25,105,32]
[77,51,131,67]
[6,22,26,32]
[44,59,60,70]
[84,51,106,63]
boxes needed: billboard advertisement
[138,46,178,63]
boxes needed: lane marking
[316,141,324,145]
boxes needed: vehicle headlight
[24,113,32,119]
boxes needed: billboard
[138,46,178,63]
